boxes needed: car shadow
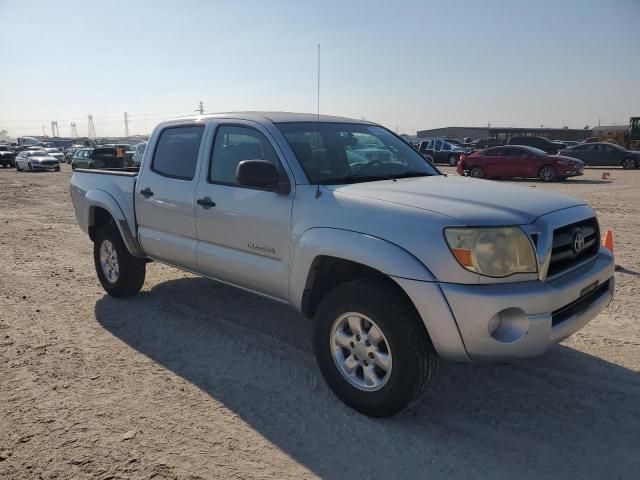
[95,276,639,479]
[498,178,612,185]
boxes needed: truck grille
[547,217,599,277]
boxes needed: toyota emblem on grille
[573,230,585,254]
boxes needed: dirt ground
[0,164,638,479]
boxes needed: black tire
[93,223,146,297]
[312,279,439,417]
[448,155,458,166]
[622,157,637,169]
[538,165,557,182]
[469,166,485,178]
[27,162,33,172]
[15,162,20,171]
[54,165,60,172]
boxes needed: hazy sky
[1,0,639,138]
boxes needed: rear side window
[152,125,204,180]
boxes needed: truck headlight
[444,227,537,277]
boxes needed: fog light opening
[488,308,529,343]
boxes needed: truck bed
[70,168,139,239]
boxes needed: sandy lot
[0,164,638,479]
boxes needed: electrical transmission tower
[87,114,96,138]
[124,112,130,138]
[51,121,59,137]
[70,122,78,138]
[195,101,204,115]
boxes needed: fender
[85,189,146,258]
[289,227,435,311]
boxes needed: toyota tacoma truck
[70,112,615,417]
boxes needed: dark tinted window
[210,125,280,185]
[152,125,204,180]
[504,147,526,157]
[485,148,503,156]
[442,142,452,151]
[434,140,443,150]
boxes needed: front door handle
[196,197,216,208]
[140,187,154,197]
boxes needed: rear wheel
[448,155,458,166]
[622,157,637,169]
[93,223,146,297]
[469,166,485,178]
[313,279,439,417]
[539,165,557,182]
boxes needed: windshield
[45,148,60,153]
[277,122,438,184]
[30,151,49,157]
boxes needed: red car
[457,145,584,182]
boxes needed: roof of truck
[167,111,376,125]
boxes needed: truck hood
[324,175,585,226]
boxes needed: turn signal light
[452,248,473,267]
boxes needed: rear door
[135,123,206,270]
[194,121,294,300]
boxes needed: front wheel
[313,279,439,417]
[622,157,637,169]
[539,165,557,182]
[469,166,485,178]
[93,223,146,297]
[27,162,33,172]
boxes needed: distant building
[416,126,594,141]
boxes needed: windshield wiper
[391,171,431,179]
[318,174,395,185]
[319,171,432,185]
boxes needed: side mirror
[236,160,290,194]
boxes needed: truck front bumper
[395,248,614,362]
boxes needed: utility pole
[124,112,130,138]
[42,125,46,137]
[88,114,96,139]
[70,122,78,138]
[51,121,59,137]
[195,101,204,115]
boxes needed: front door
[194,122,294,301]
[135,123,206,271]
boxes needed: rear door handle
[140,187,154,197]
[196,197,216,208]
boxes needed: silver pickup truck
[71,112,615,417]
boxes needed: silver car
[43,147,65,163]
[15,150,60,172]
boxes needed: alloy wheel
[330,312,392,391]
[99,239,120,284]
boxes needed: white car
[43,147,65,163]
[15,150,60,172]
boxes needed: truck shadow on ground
[95,275,639,479]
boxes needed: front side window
[442,142,452,151]
[152,125,204,180]
[210,125,280,185]
[277,122,438,184]
[434,140,443,151]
